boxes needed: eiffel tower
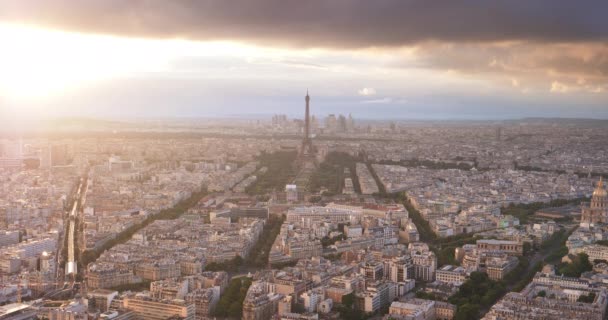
[293,91,318,191]
[300,90,314,156]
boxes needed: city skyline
[3,2,608,319]
[1,1,607,122]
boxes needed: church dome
[593,177,607,197]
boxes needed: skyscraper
[325,114,337,133]
[496,126,503,141]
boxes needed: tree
[595,240,608,246]
[342,292,354,308]
[228,301,242,318]
[245,215,285,267]
[455,303,479,320]
[308,152,362,194]
[310,195,322,203]
[213,278,252,318]
[437,247,457,266]
[450,272,505,319]
[416,291,439,300]
[577,292,596,303]
[246,151,297,195]
[205,255,243,272]
[321,234,346,248]
[523,242,532,255]
[559,253,592,277]
[580,253,593,272]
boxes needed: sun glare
[0,24,131,99]
[0,24,267,102]
[0,23,309,106]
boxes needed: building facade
[581,177,608,224]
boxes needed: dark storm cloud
[1,0,607,47]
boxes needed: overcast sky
[1,0,607,120]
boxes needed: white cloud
[590,86,605,93]
[550,81,570,93]
[360,97,409,104]
[550,81,606,94]
[358,87,377,96]
[361,97,392,104]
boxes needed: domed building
[581,177,608,224]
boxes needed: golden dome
[593,177,607,197]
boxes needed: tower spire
[305,91,310,141]
[301,90,313,155]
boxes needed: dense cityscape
[1,92,608,320]
[2,1,608,319]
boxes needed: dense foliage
[577,292,596,303]
[246,151,297,195]
[336,292,368,320]
[205,215,285,271]
[511,261,543,292]
[435,234,481,266]
[205,256,244,272]
[436,247,457,266]
[321,233,346,247]
[366,162,387,195]
[108,280,151,292]
[542,229,571,263]
[595,240,608,246]
[246,215,285,267]
[213,277,253,318]
[514,162,606,178]
[308,151,362,194]
[416,291,441,300]
[558,253,592,277]
[502,257,530,284]
[449,272,506,320]
[501,198,587,224]
[378,159,474,170]
[401,195,436,242]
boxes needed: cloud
[360,97,410,104]
[361,98,392,104]
[279,60,327,69]
[550,80,606,94]
[1,1,607,48]
[412,42,608,77]
[3,1,607,96]
[358,88,377,96]
[408,41,608,92]
[550,81,570,93]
